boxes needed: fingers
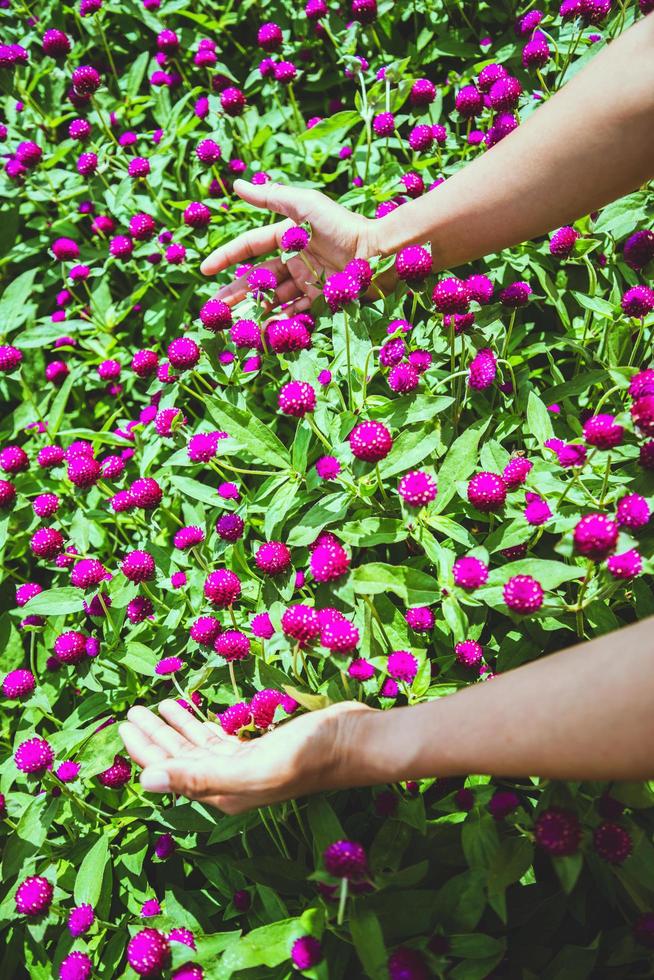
[278,295,313,317]
[200,219,291,276]
[118,721,171,769]
[158,698,225,747]
[213,257,289,307]
[140,756,227,798]
[126,704,191,756]
[232,179,319,223]
[273,278,304,308]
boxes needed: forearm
[354,618,654,784]
[374,15,654,270]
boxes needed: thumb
[234,178,312,222]
[140,758,220,799]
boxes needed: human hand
[200,179,383,315]
[119,698,375,814]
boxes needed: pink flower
[573,513,618,560]
[616,493,650,529]
[15,876,53,915]
[126,929,170,976]
[534,807,581,856]
[121,550,156,583]
[503,574,544,613]
[349,421,392,462]
[524,493,552,526]
[607,549,642,580]
[387,650,418,682]
[214,629,250,661]
[278,380,316,416]
[15,737,54,774]
[550,226,579,258]
[468,348,497,390]
[398,470,437,507]
[204,569,241,607]
[467,472,507,512]
[432,277,470,315]
[583,414,624,449]
[455,640,483,667]
[255,541,292,575]
[453,556,489,590]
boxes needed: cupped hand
[200,179,381,315]
[119,698,374,814]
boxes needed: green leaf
[461,813,501,869]
[526,390,555,447]
[23,587,85,616]
[553,851,583,894]
[74,834,110,906]
[306,797,345,857]
[169,475,220,506]
[286,492,350,547]
[206,399,290,469]
[126,49,149,97]
[1,267,38,333]
[76,722,124,778]
[339,518,407,546]
[264,479,300,539]
[349,905,389,980]
[542,369,608,405]
[218,917,305,972]
[487,558,582,590]
[378,427,441,479]
[352,563,438,604]
[433,424,485,513]
[2,795,60,878]
[449,934,505,959]
[298,110,360,142]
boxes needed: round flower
[3,668,35,699]
[534,807,582,856]
[126,929,170,976]
[455,84,483,117]
[623,229,654,271]
[503,457,533,489]
[349,421,393,462]
[395,246,432,285]
[15,876,53,916]
[323,271,360,311]
[168,337,201,370]
[499,281,531,307]
[219,701,252,735]
[453,556,489,590]
[204,569,241,607]
[214,629,250,662]
[387,650,418,683]
[388,362,420,394]
[398,470,437,507]
[622,285,654,318]
[310,542,350,582]
[68,903,95,937]
[216,513,245,542]
[467,472,507,512]
[184,202,211,228]
[593,822,633,864]
[631,395,654,436]
[583,414,624,449]
[315,455,341,480]
[15,737,54,774]
[550,226,579,258]
[121,550,156,583]
[59,952,92,980]
[468,348,497,390]
[321,618,360,654]
[54,630,88,665]
[281,604,320,645]
[278,380,316,417]
[97,754,131,788]
[251,612,275,639]
[291,937,322,970]
[432,277,470,314]
[174,525,205,550]
[324,840,367,879]
[607,549,642,580]
[255,541,292,575]
[455,640,483,667]
[503,575,544,613]
[405,607,434,632]
[573,513,618,560]
[616,493,650,530]
[200,298,232,331]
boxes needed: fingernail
[140,769,171,793]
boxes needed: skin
[120,16,654,812]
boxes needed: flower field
[2,0,654,976]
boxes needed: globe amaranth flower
[395,246,432,285]
[255,541,292,575]
[592,821,633,864]
[204,569,241,607]
[499,281,532,307]
[388,362,420,394]
[127,929,170,976]
[488,789,521,820]
[573,513,618,560]
[15,876,54,916]
[522,31,550,68]
[410,77,436,105]
[15,737,54,774]
[622,285,654,318]
[632,395,654,436]
[315,455,341,480]
[216,513,245,542]
[280,225,309,251]
[550,226,579,258]
[503,456,533,489]
[324,840,367,879]
[97,754,131,788]
[398,470,437,507]
[455,84,483,117]
[583,413,624,449]
[278,380,316,416]
[349,658,375,681]
[155,656,184,675]
[468,348,497,390]
[455,639,483,667]
[71,558,110,588]
[174,525,205,550]
[387,650,418,683]
[3,668,35,699]
[433,277,470,315]
[121,550,156,583]
[251,612,275,639]
[503,574,544,613]
[190,615,221,646]
[453,556,489,590]
[405,607,434,632]
[467,471,507,511]
[68,903,95,937]
[524,492,552,526]
[534,807,582,856]
[616,493,650,530]
[310,541,350,582]
[323,270,360,311]
[219,701,252,735]
[56,760,81,782]
[321,618,360,654]
[607,549,642,580]
[29,527,65,560]
[54,630,88,665]
[281,604,320,646]
[349,421,392,462]
[623,229,654,271]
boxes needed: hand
[119,698,375,814]
[200,179,382,315]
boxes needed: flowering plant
[1,0,654,977]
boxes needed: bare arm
[376,13,654,269]
[120,619,654,813]
[201,16,654,313]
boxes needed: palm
[119,699,369,814]
[200,180,374,315]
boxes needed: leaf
[126,49,149,97]
[433,424,485,513]
[76,722,124,778]
[449,934,505,959]
[2,795,60,878]
[298,110,360,142]
[306,797,345,857]
[377,427,441,479]
[352,563,438,604]
[542,369,608,405]
[339,518,407,546]
[218,917,305,972]
[0,267,37,333]
[349,905,389,980]
[553,851,583,895]
[206,399,290,469]
[486,558,582,590]
[433,870,487,932]
[23,587,85,616]
[461,813,501,869]
[526,390,555,447]
[282,684,332,712]
[264,479,300,539]
[169,475,220,506]
[593,191,648,238]
[286,492,350,547]
[74,834,110,906]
